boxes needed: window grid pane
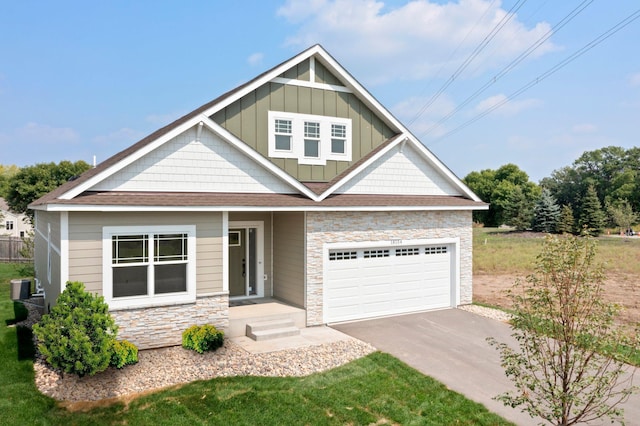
[113,235,148,264]
[275,119,291,134]
[331,124,346,138]
[304,121,320,138]
[154,233,188,262]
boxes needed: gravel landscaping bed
[17,302,509,403]
[19,304,375,403]
[458,304,513,322]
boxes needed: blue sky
[1,0,639,182]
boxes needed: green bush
[33,281,118,377]
[111,340,139,369]
[182,324,224,354]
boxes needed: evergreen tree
[556,205,575,235]
[503,186,534,231]
[532,189,560,233]
[579,185,606,236]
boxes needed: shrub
[111,340,139,369]
[33,281,118,377]
[182,324,224,354]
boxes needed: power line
[419,0,595,137]
[429,7,640,144]
[406,0,499,126]
[406,0,529,126]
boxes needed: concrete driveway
[332,309,639,426]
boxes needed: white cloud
[14,122,80,144]
[629,72,640,87]
[0,122,81,165]
[278,0,556,84]
[392,94,456,137]
[474,93,541,116]
[572,123,597,134]
[247,52,265,67]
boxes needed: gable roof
[30,45,484,210]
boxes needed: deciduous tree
[489,235,639,425]
[5,160,90,220]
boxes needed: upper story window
[331,124,347,154]
[304,121,321,158]
[274,119,292,151]
[268,111,352,165]
[6,221,14,230]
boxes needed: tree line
[463,146,639,236]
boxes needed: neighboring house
[30,45,487,349]
[0,197,32,238]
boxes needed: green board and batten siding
[211,59,396,182]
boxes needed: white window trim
[102,225,197,310]
[268,111,352,165]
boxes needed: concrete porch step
[228,301,306,338]
[246,318,301,341]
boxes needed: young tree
[579,184,606,236]
[488,235,639,425]
[556,205,575,235]
[502,185,534,231]
[606,199,638,235]
[532,189,560,233]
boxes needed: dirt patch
[474,272,640,327]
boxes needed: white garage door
[325,244,454,323]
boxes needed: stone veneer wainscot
[304,210,473,325]
[111,294,229,349]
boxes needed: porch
[227,298,306,338]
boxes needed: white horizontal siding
[91,127,296,194]
[336,144,461,196]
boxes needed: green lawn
[473,227,640,275]
[0,263,512,425]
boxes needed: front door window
[229,227,259,297]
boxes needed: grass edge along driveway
[0,263,512,425]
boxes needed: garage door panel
[325,244,454,323]
[362,283,393,296]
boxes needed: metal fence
[0,237,32,263]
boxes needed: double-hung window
[331,123,347,155]
[268,111,352,165]
[104,225,196,309]
[274,119,292,151]
[304,121,320,158]
[6,221,14,230]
